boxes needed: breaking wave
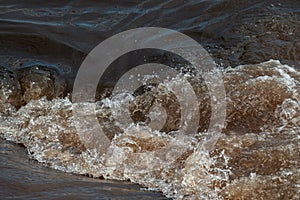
[0,59,299,199]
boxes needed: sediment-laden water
[0,1,299,199]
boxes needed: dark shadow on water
[0,139,169,200]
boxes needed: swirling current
[0,1,299,199]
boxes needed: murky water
[0,139,168,199]
[0,1,299,199]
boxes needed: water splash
[0,60,299,199]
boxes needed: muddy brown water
[0,1,299,199]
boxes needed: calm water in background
[0,0,299,199]
[0,0,299,91]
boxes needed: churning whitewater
[0,60,299,199]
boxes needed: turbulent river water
[0,1,299,199]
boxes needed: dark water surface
[0,1,299,199]
[0,139,167,199]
